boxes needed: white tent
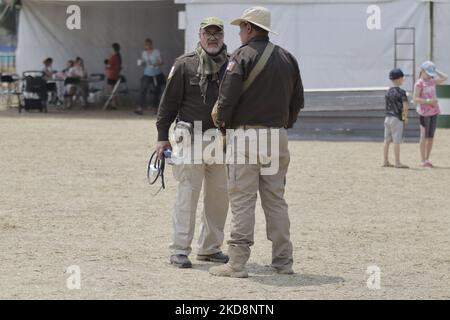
[177,0,450,91]
[433,1,450,81]
[16,0,185,89]
[16,0,450,91]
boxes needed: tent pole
[429,0,434,61]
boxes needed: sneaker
[421,161,433,168]
[209,264,248,278]
[382,163,394,168]
[169,254,192,268]
[197,252,229,263]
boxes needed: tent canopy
[17,0,185,90]
[17,0,450,90]
[177,0,450,90]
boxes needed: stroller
[19,71,48,113]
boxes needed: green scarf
[195,42,228,103]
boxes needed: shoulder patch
[226,61,236,72]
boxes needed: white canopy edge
[175,0,450,3]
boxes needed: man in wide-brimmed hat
[210,6,304,278]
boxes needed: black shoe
[170,254,192,268]
[197,252,229,263]
[134,109,143,115]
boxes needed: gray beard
[204,46,221,55]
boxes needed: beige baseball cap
[230,6,277,35]
[200,16,224,30]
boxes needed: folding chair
[103,75,130,110]
[88,73,105,106]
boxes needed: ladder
[394,27,416,92]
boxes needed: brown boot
[209,263,248,278]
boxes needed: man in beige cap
[156,17,230,268]
[209,7,304,278]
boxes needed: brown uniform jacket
[156,50,229,141]
[216,36,304,129]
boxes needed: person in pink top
[413,61,448,167]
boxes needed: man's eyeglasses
[201,31,224,40]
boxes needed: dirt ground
[1,108,450,300]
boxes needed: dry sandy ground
[1,109,450,300]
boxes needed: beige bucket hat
[230,6,278,35]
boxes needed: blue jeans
[139,75,163,108]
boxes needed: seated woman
[55,60,75,104]
[42,57,56,79]
[65,57,89,108]
[60,60,75,77]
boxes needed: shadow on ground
[246,263,345,287]
[191,262,345,287]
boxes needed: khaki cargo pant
[169,161,229,256]
[226,128,293,271]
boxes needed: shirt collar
[248,35,270,43]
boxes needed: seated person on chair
[66,57,88,108]
[42,57,56,80]
[56,60,75,104]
